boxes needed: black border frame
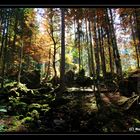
[0,2,140,137]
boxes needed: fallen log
[119,95,139,110]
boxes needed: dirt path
[0,88,139,133]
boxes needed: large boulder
[75,76,93,88]
[21,70,41,89]
[65,70,75,86]
[119,69,140,97]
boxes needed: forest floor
[0,86,140,134]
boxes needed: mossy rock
[133,118,140,127]
[0,88,9,101]
[5,82,29,97]
[30,110,40,120]
[22,116,34,124]
[20,70,41,89]
[26,110,40,120]
[8,89,20,97]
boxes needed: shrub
[8,97,28,115]
[28,103,41,112]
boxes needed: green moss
[42,104,49,109]
[28,103,41,111]
[22,116,33,124]
[133,118,140,127]
[4,81,17,88]
[17,83,29,94]
[6,116,23,132]
[41,104,50,115]
[0,125,7,132]
[30,110,39,120]
[8,97,28,115]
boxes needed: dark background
[0,0,140,6]
[0,0,139,139]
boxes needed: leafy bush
[28,103,50,116]
[8,97,28,115]
[28,103,42,112]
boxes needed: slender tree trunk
[106,29,114,73]
[13,12,18,50]
[60,8,65,91]
[98,26,106,79]
[89,19,95,77]
[11,10,18,69]
[77,22,81,72]
[0,9,4,45]
[1,10,9,88]
[6,16,12,73]
[105,9,114,73]
[17,40,24,85]
[45,48,51,82]
[0,15,6,58]
[17,9,25,85]
[49,10,57,84]
[93,11,104,111]
[53,42,57,80]
[130,15,140,68]
[134,8,140,55]
[26,37,32,71]
[1,39,6,88]
[85,18,91,76]
[108,8,122,79]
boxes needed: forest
[0,8,140,133]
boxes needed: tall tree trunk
[49,9,57,84]
[17,40,23,85]
[93,11,104,111]
[1,39,6,88]
[11,10,18,70]
[0,14,6,58]
[53,42,57,80]
[17,9,24,85]
[130,15,140,68]
[45,48,51,82]
[108,8,122,79]
[60,8,65,91]
[6,15,12,73]
[134,8,140,55]
[26,37,32,71]
[98,26,106,79]
[85,18,91,76]
[101,27,106,76]
[133,9,140,67]
[89,19,95,77]
[77,21,81,72]
[105,9,114,73]
[1,10,9,88]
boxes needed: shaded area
[0,79,140,133]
